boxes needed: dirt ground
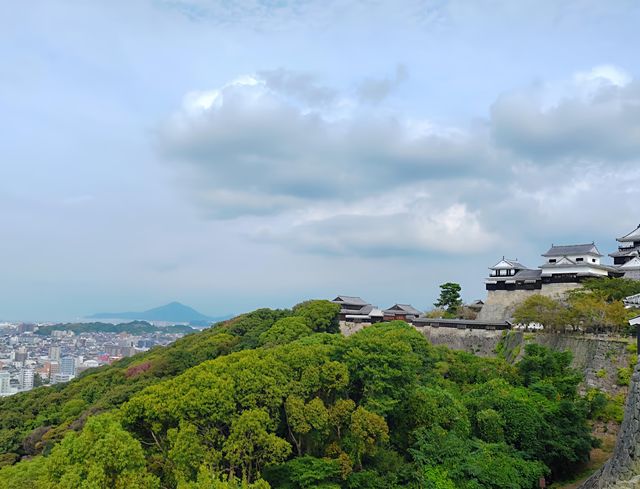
[551,426,618,489]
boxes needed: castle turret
[610,224,640,266]
[539,243,616,282]
[485,258,541,291]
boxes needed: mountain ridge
[87,301,218,323]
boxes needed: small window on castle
[549,259,556,263]
[576,258,584,262]
[592,259,596,263]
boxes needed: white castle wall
[623,270,640,280]
[541,265,609,277]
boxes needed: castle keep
[610,225,640,280]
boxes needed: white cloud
[160,69,486,220]
[160,65,640,257]
[256,192,497,256]
[182,75,263,114]
[491,65,640,160]
[574,65,631,89]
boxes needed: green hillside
[0,300,606,488]
[35,320,196,336]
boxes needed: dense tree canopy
[35,321,195,336]
[260,318,313,347]
[291,300,341,334]
[514,288,633,333]
[0,301,601,488]
[581,277,640,302]
[513,295,566,330]
[45,414,160,489]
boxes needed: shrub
[617,367,632,386]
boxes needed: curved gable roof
[618,224,640,242]
[542,243,601,257]
[621,257,640,270]
[489,258,526,270]
[333,296,369,306]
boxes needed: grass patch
[605,348,618,361]
[617,367,632,386]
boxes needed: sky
[2,0,640,320]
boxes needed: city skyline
[0,319,189,396]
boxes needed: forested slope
[0,300,609,488]
[34,321,196,336]
[0,307,294,463]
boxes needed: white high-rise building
[20,368,34,391]
[0,371,16,396]
[0,371,11,395]
[49,345,61,362]
[60,356,76,378]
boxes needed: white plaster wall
[541,265,608,277]
[623,270,640,280]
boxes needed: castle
[478,224,640,321]
[609,224,640,280]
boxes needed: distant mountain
[88,301,218,323]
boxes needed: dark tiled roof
[490,258,527,270]
[332,296,369,306]
[620,258,640,270]
[502,259,526,269]
[413,317,512,328]
[610,247,640,258]
[513,269,542,279]
[356,304,374,314]
[384,304,422,316]
[542,243,601,257]
[617,224,640,242]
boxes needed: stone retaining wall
[477,283,583,321]
[580,363,640,488]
